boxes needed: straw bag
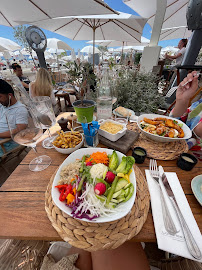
[0,239,49,270]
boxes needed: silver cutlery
[159,166,202,260]
[149,160,178,235]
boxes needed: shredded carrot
[70,178,75,182]
[85,152,109,165]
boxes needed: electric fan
[25,25,47,69]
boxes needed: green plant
[13,25,36,66]
[64,61,97,102]
[134,52,142,64]
[114,70,166,113]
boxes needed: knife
[159,166,202,260]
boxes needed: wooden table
[0,142,201,242]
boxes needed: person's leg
[91,242,150,270]
[67,246,93,270]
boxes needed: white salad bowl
[137,114,192,143]
[52,148,136,223]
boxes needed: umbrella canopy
[87,36,150,47]
[124,0,188,31]
[29,12,147,43]
[25,11,147,67]
[116,45,145,52]
[81,46,100,54]
[0,0,116,27]
[47,38,72,51]
[160,26,192,41]
[0,37,21,52]
[47,48,65,54]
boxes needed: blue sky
[0,0,180,51]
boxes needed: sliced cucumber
[111,198,119,203]
[124,188,130,197]
[117,197,125,203]
[112,189,125,198]
[95,195,107,203]
[112,190,122,198]
[124,184,134,202]
[106,202,117,209]
[115,178,128,192]
[124,183,132,190]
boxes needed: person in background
[0,79,28,157]
[170,71,202,159]
[29,68,72,109]
[12,63,30,91]
[164,39,188,66]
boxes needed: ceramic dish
[52,148,136,223]
[98,119,127,142]
[137,114,192,143]
[52,131,83,154]
[113,108,135,118]
[191,175,202,206]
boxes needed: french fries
[53,130,82,149]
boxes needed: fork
[149,159,178,235]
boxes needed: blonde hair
[33,68,53,97]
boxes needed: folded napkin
[145,170,202,262]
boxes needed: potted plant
[113,70,166,114]
[65,61,97,123]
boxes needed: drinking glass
[32,96,56,149]
[6,106,52,172]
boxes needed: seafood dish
[140,117,184,138]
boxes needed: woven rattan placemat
[127,122,188,160]
[45,165,150,252]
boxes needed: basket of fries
[52,130,83,154]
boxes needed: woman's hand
[176,71,199,102]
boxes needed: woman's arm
[171,71,199,118]
[165,52,182,60]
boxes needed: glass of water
[32,96,56,149]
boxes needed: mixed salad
[55,151,135,220]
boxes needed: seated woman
[170,71,202,158]
[29,68,72,110]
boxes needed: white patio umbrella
[160,26,192,41]
[87,36,150,47]
[0,37,21,52]
[0,0,116,27]
[47,38,72,51]
[25,11,147,67]
[47,48,65,54]
[81,46,100,54]
[124,0,188,31]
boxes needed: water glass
[84,131,99,147]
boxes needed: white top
[0,101,28,134]
[29,82,57,106]
[175,47,186,66]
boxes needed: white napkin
[145,170,202,262]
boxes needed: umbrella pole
[93,19,95,70]
[121,41,124,64]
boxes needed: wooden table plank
[1,161,200,195]
[0,192,155,241]
[0,192,200,241]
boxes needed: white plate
[137,114,192,143]
[52,148,136,223]
[113,108,135,118]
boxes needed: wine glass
[32,96,56,149]
[6,106,52,172]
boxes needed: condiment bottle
[57,117,69,131]
[67,114,78,128]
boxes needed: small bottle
[97,61,112,120]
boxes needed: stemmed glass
[6,106,52,172]
[32,96,56,149]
